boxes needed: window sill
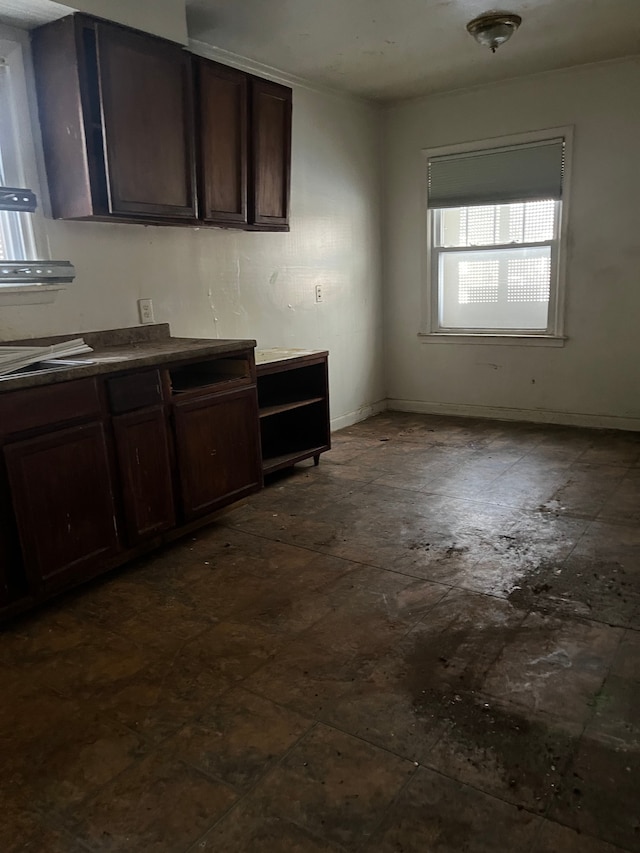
[0,284,67,307]
[418,333,566,347]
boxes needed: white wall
[7,16,638,432]
[383,57,640,430]
[1,58,385,427]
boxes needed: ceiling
[186,0,640,102]
[0,0,72,29]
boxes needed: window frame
[420,127,573,346]
[0,24,70,306]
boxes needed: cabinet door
[250,78,292,228]
[173,387,261,520]
[95,21,197,220]
[113,407,175,545]
[4,423,120,593]
[0,469,24,608]
[197,58,248,226]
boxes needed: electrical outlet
[315,284,324,303]
[138,298,155,324]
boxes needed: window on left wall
[0,29,74,305]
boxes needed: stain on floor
[1,412,639,852]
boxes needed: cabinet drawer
[0,378,101,437]
[107,370,164,413]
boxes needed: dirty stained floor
[2,412,640,853]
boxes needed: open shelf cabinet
[255,350,330,475]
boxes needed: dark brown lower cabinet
[0,344,262,620]
[173,386,262,519]
[113,407,175,545]
[0,472,22,607]
[0,561,11,608]
[257,350,330,475]
[4,422,120,593]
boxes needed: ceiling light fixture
[466,11,522,53]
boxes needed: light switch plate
[315,284,324,303]
[138,298,154,324]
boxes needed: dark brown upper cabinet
[196,58,248,227]
[31,15,292,230]
[32,14,197,223]
[250,78,292,229]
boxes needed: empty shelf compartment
[169,356,250,393]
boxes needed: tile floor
[1,412,640,852]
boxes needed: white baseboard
[386,398,640,432]
[331,399,388,431]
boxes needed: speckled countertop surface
[0,324,256,392]
[255,347,328,365]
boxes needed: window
[423,130,571,343]
[0,30,74,303]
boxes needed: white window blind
[428,138,565,209]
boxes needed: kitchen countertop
[0,324,257,392]
[255,347,328,365]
